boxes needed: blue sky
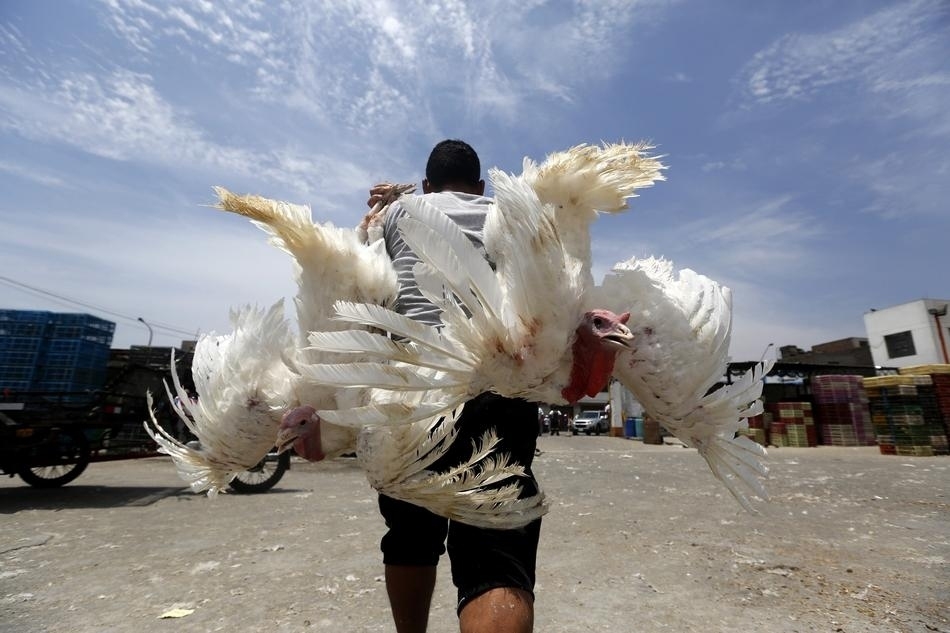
[0,0,947,362]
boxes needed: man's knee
[459,587,534,633]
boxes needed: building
[864,298,950,369]
[0,309,115,395]
[778,337,873,367]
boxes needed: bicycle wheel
[18,428,91,488]
[228,450,290,493]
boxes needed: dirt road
[2,437,948,632]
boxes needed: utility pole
[137,317,154,365]
[928,305,949,364]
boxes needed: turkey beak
[603,322,634,350]
[275,429,297,454]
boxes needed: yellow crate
[824,425,857,439]
[895,445,934,457]
[863,375,932,388]
[752,428,766,445]
[880,384,919,396]
[898,364,950,376]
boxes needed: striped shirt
[383,191,492,327]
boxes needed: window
[884,331,916,359]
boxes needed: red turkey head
[561,309,633,404]
[276,405,325,461]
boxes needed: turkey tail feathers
[143,390,234,496]
[694,359,775,512]
[213,186,313,255]
[702,434,770,513]
[142,351,219,492]
[524,142,666,216]
[373,423,549,529]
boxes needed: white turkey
[144,301,296,495]
[145,186,547,527]
[143,185,396,494]
[302,142,774,512]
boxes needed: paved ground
[1,436,948,633]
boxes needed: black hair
[425,139,481,190]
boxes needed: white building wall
[863,298,950,368]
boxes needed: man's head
[423,139,485,195]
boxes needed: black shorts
[378,393,542,611]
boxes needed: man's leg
[448,517,541,633]
[385,565,438,633]
[378,495,449,633]
[444,395,541,633]
[458,587,534,633]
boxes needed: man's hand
[357,182,416,243]
[367,183,397,209]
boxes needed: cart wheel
[18,428,91,488]
[228,450,290,494]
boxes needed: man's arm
[357,183,416,244]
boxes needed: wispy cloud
[701,158,746,172]
[101,0,275,60]
[737,0,948,106]
[688,195,820,244]
[0,0,688,207]
[672,195,824,279]
[849,148,950,220]
[96,0,677,131]
[0,160,69,188]
[0,68,371,208]
[731,0,950,227]
[0,69,225,162]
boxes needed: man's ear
[476,179,485,196]
[422,179,433,194]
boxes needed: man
[368,139,542,633]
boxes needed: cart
[0,390,157,487]
[0,386,290,492]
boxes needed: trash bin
[624,417,636,437]
[634,417,643,438]
[642,417,662,444]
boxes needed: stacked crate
[811,375,876,446]
[863,375,939,456]
[768,402,815,447]
[0,310,115,396]
[896,365,950,456]
[770,416,789,448]
[741,414,768,446]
